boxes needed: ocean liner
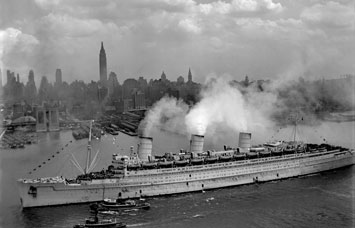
[18,130,355,208]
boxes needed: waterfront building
[132,89,146,110]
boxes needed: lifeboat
[142,162,157,169]
[127,164,140,170]
[205,157,218,164]
[250,147,265,152]
[259,151,271,157]
[246,152,258,159]
[271,149,282,154]
[233,154,246,160]
[191,158,204,165]
[283,148,295,154]
[158,161,174,168]
[174,160,188,166]
[219,155,232,161]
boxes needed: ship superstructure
[18,132,355,208]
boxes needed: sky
[0,0,354,85]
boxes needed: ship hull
[18,150,354,208]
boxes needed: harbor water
[0,122,354,228]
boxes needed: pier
[0,130,37,149]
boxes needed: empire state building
[99,42,107,86]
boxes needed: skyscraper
[107,71,118,95]
[25,70,37,104]
[0,68,2,88]
[188,68,192,82]
[55,69,62,85]
[99,42,107,87]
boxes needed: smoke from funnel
[139,72,353,148]
[185,77,249,135]
[139,96,189,137]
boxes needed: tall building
[0,68,2,88]
[188,68,192,82]
[107,71,118,95]
[55,69,62,85]
[161,71,167,82]
[177,75,184,84]
[25,70,37,103]
[28,70,35,83]
[7,70,15,85]
[99,42,107,87]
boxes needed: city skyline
[0,42,199,86]
[0,0,354,85]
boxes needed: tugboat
[73,213,126,228]
[90,198,150,212]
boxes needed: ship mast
[85,120,93,174]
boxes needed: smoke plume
[141,76,278,138]
[141,71,354,148]
[186,77,248,135]
[140,96,189,137]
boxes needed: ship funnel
[238,132,251,152]
[190,134,204,155]
[138,136,153,162]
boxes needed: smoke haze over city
[1,0,354,84]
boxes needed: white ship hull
[18,150,354,208]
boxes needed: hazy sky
[0,0,354,84]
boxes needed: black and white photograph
[0,0,354,227]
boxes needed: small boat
[219,155,232,161]
[91,199,150,211]
[127,164,140,170]
[250,147,265,152]
[246,152,258,158]
[142,162,157,169]
[204,157,218,164]
[174,160,188,166]
[191,158,204,165]
[158,161,174,168]
[73,215,126,228]
[271,149,282,155]
[283,148,295,154]
[259,151,271,157]
[233,154,246,160]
